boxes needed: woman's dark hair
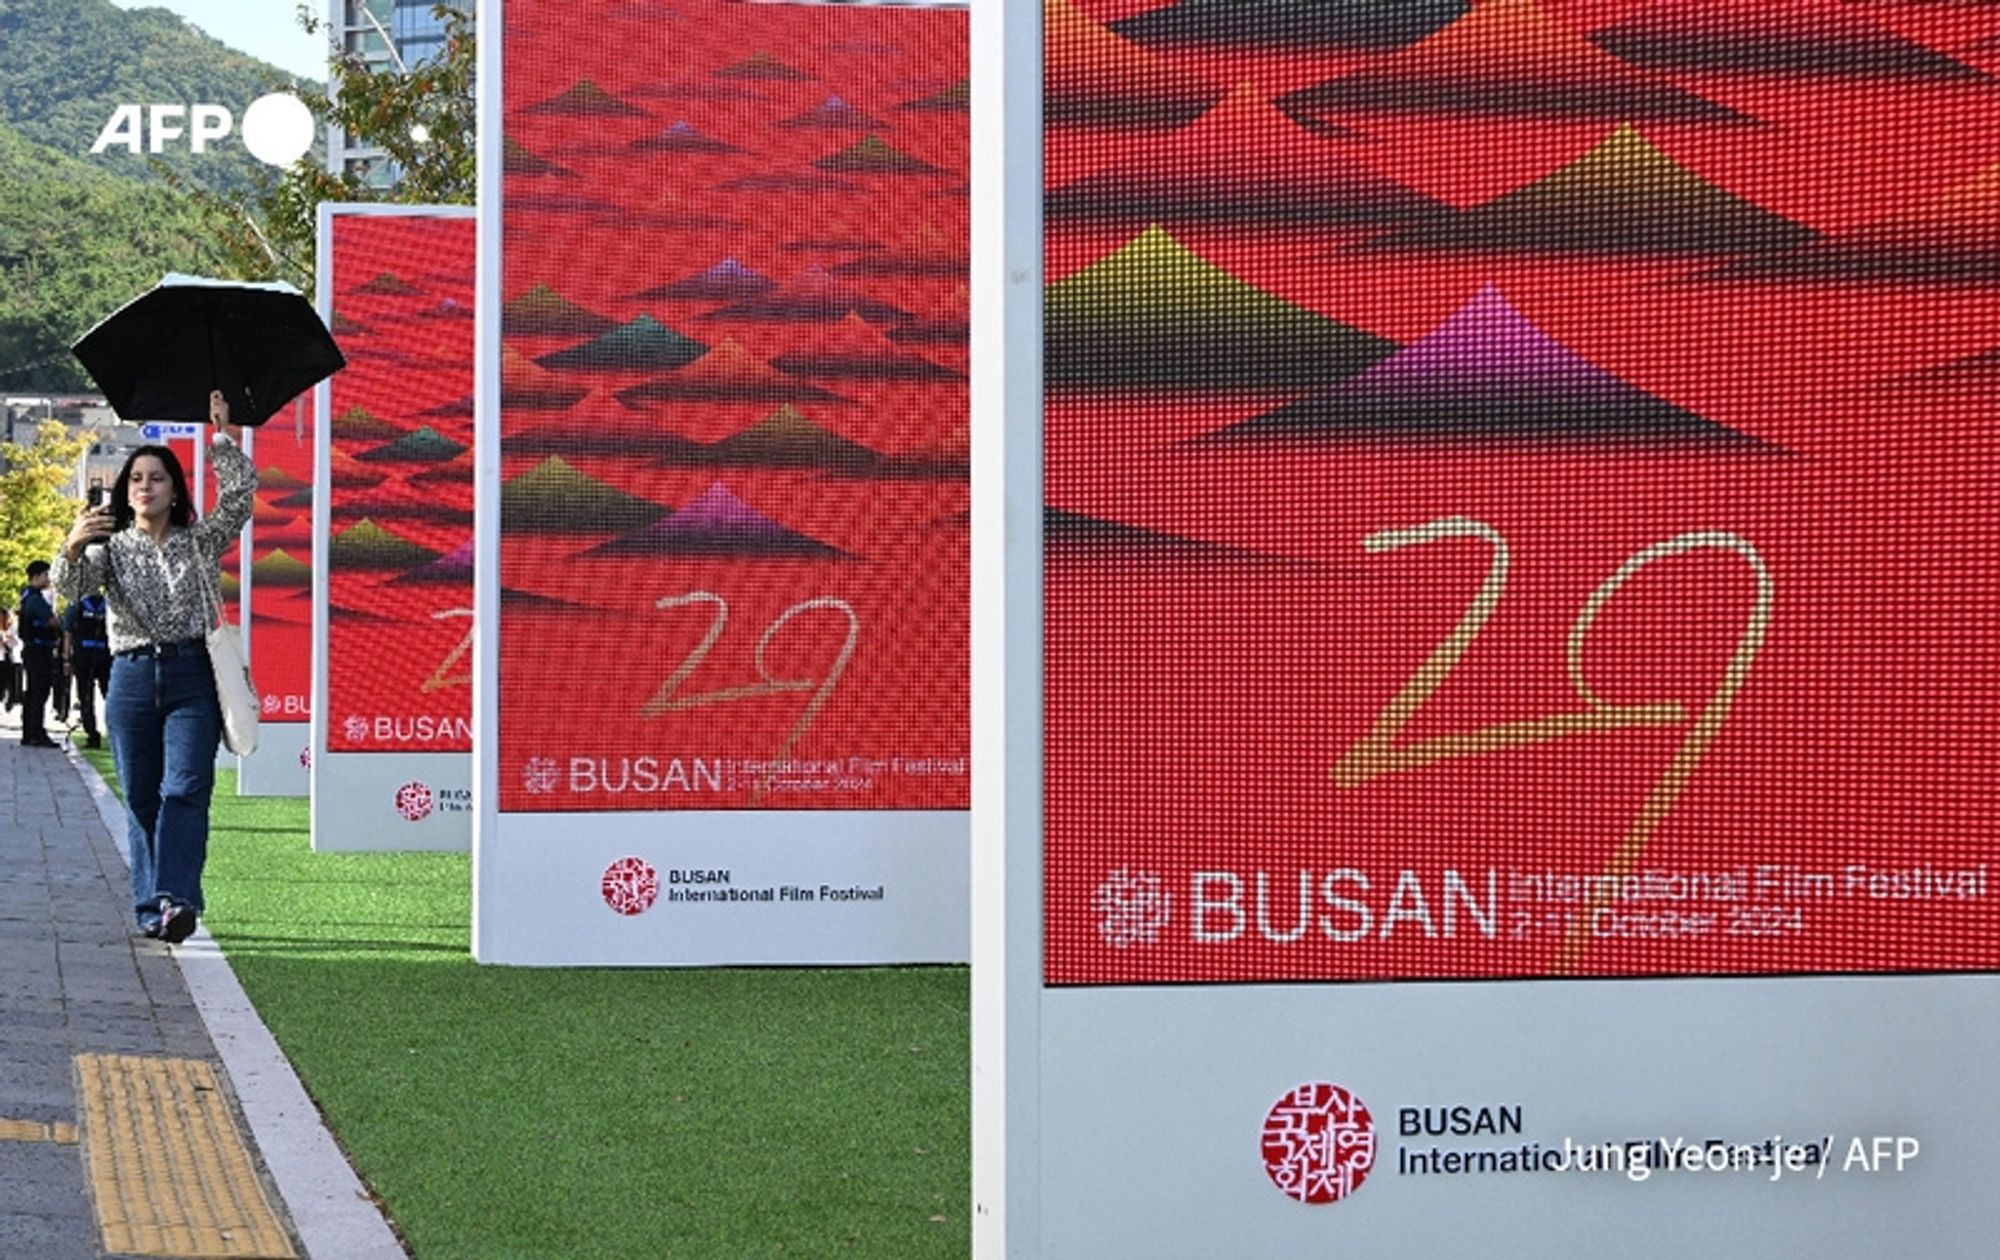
[111,445,195,530]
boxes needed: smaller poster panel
[239,398,317,794]
[474,0,971,965]
[311,204,477,851]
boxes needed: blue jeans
[107,647,221,920]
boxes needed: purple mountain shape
[1205,286,1774,449]
[630,258,778,301]
[630,120,742,153]
[589,482,851,559]
[391,537,475,585]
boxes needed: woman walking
[53,391,254,943]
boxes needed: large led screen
[312,205,476,850]
[1043,0,2000,984]
[495,0,969,814]
[477,0,971,965]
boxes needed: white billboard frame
[309,202,478,852]
[969,4,2000,1257]
[470,0,970,967]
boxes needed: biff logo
[91,93,315,168]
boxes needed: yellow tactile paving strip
[0,1117,77,1144]
[74,1054,296,1259]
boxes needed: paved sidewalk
[0,705,308,1259]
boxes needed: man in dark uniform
[17,560,60,747]
[63,590,111,749]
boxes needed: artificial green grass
[80,748,971,1259]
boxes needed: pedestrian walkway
[0,704,401,1259]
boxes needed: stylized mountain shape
[1112,0,1468,51]
[616,337,852,407]
[272,487,314,510]
[1202,285,1770,447]
[630,258,777,302]
[509,417,707,463]
[820,438,967,482]
[502,347,586,410]
[328,448,388,489]
[255,465,308,491]
[1364,124,1817,254]
[355,425,468,464]
[630,119,742,154]
[722,172,862,194]
[502,285,616,337]
[589,482,851,559]
[329,520,441,571]
[1279,0,1750,124]
[502,457,668,533]
[715,51,812,81]
[251,549,312,587]
[219,573,241,599]
[1047,225,1395,389]
[1045,507,1292,563]
[698,267,912,325]
[1049,84,1448,228]
[252,498,293,527]
[535,315,708,372]
[331,311,364,335]
[522,78,648,116]
[813,136,944,175]
[1048,0,1224,127]
[1889,346,2000,394]
[781,94,889,129]
[1698,163,2000,284]
[336,487,472,527]
[352,271,421,296]
[400,439,470,481]
[419,296,473,320]
[629,80,766,104]
[828,223,966,278]
[898,78,969,112]
[771,313,965,381]
[503,137,574,176]
[422,397,475,419]
[698,406,883,470]
[390,537,474,585]
[1592,3,1990,81]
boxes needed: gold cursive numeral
[643,591,860,802]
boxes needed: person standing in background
[64,590,112,750]
[0,607,19,712]
[17,561,61,747]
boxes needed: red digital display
[498,0,970,812]
[323,212,477,753]
[1045,0,2000,982]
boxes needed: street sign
[139,422,202,441]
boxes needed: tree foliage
[182,3,475,288]
[0,419,91,589]
[0,0,316,197]
[0,118,237,392]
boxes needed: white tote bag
[201,561,260,756]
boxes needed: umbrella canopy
[71,273,347,427]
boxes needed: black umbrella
[71,273,347,427]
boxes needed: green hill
[0,0,321,196]
[0,115,236,392]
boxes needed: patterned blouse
[51,437,257,655]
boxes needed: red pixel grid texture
[323,213,477,755]
[498,0,970,813]
[1044,0,2000,983]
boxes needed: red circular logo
[394,781,433,822]
[601,858,659,916]
[1261,1082,1376,1204]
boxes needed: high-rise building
[324,0,469,186]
